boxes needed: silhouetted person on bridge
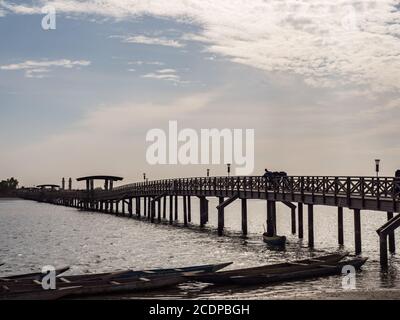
[394,170,400,196]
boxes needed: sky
[0,0,399,188]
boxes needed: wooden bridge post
[241,198,248,236]
[218,197,225,236]
[200,197,209,227]
[150,198,155,223]
[163,196,166,220]
[188,196,192,223]
[291,207,296,234]
[121,200,125,216]
[183,196,188,226]
[148,197,153,221]
[174,195,178,221]
[169,196,173,225]
[387,212,396,253]
[110,200,114,214]
[266,200,276,237]
[380,234,388,268]
[354,209,362,255]
[298,203,303,238]
[136,197,141,217]
[128,198,133,217]
[338,207,344,245]
[116,201,120,216]
[143,197,147,217]
[157,199,161,222]
[308,204,314,247]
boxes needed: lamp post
[143,173,146,181]
[227,163,231,177]
[207,169,210,177]
[375,159,381,178]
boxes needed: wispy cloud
[115,35,184,48]
[141,68,188,84]
[128,61,165,66]
[3,1,399,93]
[0,59,91,78]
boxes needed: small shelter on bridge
[76,176,123,191]
[37,184,60,191]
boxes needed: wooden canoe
[0,266,70,282]
[0,262,232,300]
[188,253,348,281]
[188,257,367,286]
[218,258,368,286]
[56,261,232,282]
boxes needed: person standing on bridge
[394,170,400,196]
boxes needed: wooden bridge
[18,175,400,267]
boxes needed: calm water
[1,198,400,299]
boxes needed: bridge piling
[241,198,248,236]
[387,212,396,253]
[298,203,304,239]
[218,197,225,236]
[354,209,362,255]
[291,206,296,234]
[183,196,188,226]
[174,195,178,221]
[199,197,208,227]
[266,201,276,237]
[163,196,166,220]
[169,196,173,225]
[188,196,192,223]
[338,207,344,245]
[308,204,314,247]
[136,197,141,217]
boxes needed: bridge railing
[110,176,400,199]
[18,176,400,200]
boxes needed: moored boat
[263,233,286,246]
[187,256,367,286]
[0,262,232,300]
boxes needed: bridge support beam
[298,203,303,239]
[174,195,178,221]
[282,202,296,234]
[308,204,314,247]
[143,197,147,217]
[338,207,344,246]
[380,234,388,268]
[187,196,192,223]
[163,196,167,220]
[148,197,152,221]
[183,196,188,226]
[354,209,362,255]
[241,198,248,236]
[266,200,276,237]
[136,197,140,217]
[169,196,173,224]
[199,197,209,227]
[157,199,162,222]
[218,197,225,236]
[387,212,396,253]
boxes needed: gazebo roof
[76,175,123,182]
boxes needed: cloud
[141,68,189,84]
[128,61,165,66]
[0,59,91,78]
[115,35,185,48]
[2,0,399,93]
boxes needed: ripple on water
[0,198,400,298]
